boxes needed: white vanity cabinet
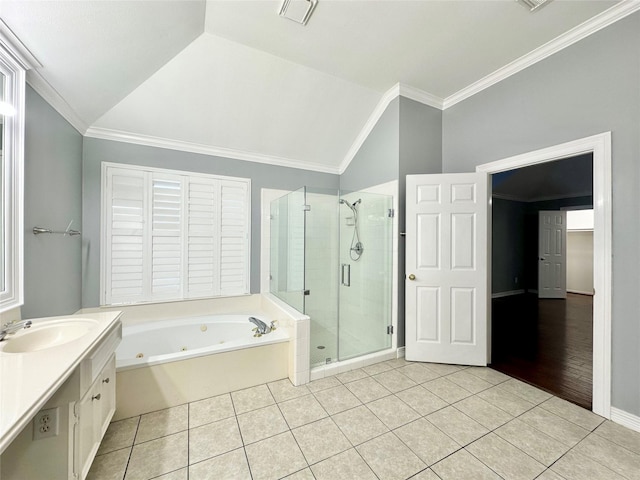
[0,322,121,480]
[75,355,116,480]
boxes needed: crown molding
[443,0,640,109]
[338,84,399,174]
[0,19,41,71]
[26,70,88,134]
[397,83,444,110]
[338,83,443,174]
[85,127,340,174]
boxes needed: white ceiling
[0,0,205,129]
[0,0,624,172]
[204,0,616,99]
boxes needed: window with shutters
[101,163,250,306]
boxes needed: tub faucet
[0,320,32,342]
[249,317,270,337]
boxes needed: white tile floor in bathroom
[87,359,640,480]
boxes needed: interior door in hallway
[405,173,489,366]
[538,210,567,299]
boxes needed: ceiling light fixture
[279,0,318,26]
[517,0,553,12]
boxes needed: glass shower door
[305,189,340,367]
[270,187,306,313]
[338,191,393,361]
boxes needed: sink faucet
[249,317,272,337]
[0,320,32,342]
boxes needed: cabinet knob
[92,393,101,401]
[408,274,416,281]
[102,377,110,384]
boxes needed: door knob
[408,274,416,281]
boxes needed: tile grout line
[230,386,256,480]
[186,402,190,480]
[95,364,639,480]
[120,415,141,480]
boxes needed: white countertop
[0,311,122,454]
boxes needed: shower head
[339,198,361,209]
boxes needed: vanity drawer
[80,323,121,393]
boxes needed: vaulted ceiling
[0,0,624,172]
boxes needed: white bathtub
[113,312,291,419]
[116,314,288,371]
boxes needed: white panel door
[405,173,489,366]
[538,211,567,299]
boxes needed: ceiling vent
[517,0,553,12]
[279,0,318,25]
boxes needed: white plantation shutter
[186,178,218,298]
[102,163,250,305]
[219,180,250,295]
[151,174,184,301]
[105,168,147,305]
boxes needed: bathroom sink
[0,318,100,353]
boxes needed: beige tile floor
[88,359,640,480]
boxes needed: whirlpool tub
[114,313,290,419]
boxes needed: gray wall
[23,85,84,318]
[442,13,640,415]
[82,138,338,308]
[398,97,443,346]
[491,198,526,294]
[340,97,399,192]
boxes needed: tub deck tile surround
[87,362,640,480]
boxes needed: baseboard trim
[610,407,640,433]
[567,289,594,296]
[491,289,525,299]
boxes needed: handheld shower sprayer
[339,198,363,260]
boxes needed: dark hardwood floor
[490,293,593,409]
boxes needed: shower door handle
[341,264,351,287]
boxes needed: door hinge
[387,325,394,335]
[303,290,310,295]
[388,208,395,218]
[303,204,311,211]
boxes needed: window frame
[0,37,28,313]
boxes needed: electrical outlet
[33,407,59,440]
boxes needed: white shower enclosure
[270,187,394,368]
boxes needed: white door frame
[477,132,612,418]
